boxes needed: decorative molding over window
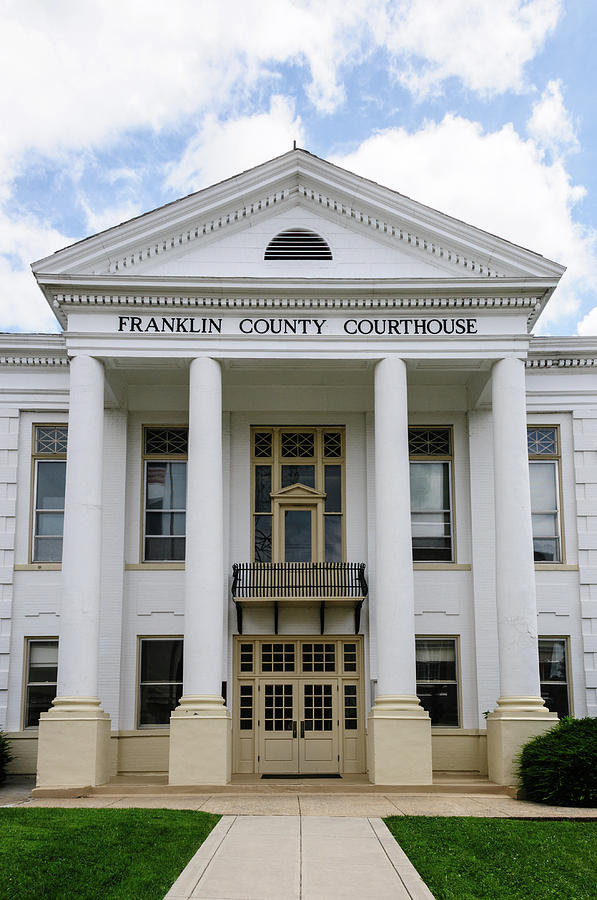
[102,181,506,278]
[265,228,332,260]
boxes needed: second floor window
[528,426,561,562]
[32,425,67,562]
[143,427,188,561]
[409,427,453,562]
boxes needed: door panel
[299,681,339,774]
[259,682,298,774]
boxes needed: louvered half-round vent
[264,228,332,260]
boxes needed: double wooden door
[258,678,339,775]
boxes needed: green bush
[518,717,597,806]
[0,730,13,785]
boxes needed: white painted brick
[0,467,17,484]
[0,532,14,551]
[575,466,597,484]
[0,434,18,451]
[581,601,597,618]
[577,500,596,516]
[0,671,7,690]
[0,568,13,585]
[0,499,15,517]
[573,409,597,419]
[582,634,597,652]
[0,635,9,653]
[578,532,597,551]
[579,567,597,584]
[586,670,597,689]
[574,434,597,451]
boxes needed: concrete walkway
[164,815,433,900]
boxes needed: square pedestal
[169,711,231,785]
[368,703,433,785]
[487,715,556,785]
[36,708,112,789]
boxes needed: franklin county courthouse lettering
[1,149,596,789]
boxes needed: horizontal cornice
[527,336,597,368]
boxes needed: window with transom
[251,427,344,563]
[409,427,453,562]
[32,425,67,562]
[528,426,562,563]
[143,427,188,561]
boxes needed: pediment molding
[271,484,326,501]
[103,182,508,279]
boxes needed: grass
[384,816,597,900]
[0,807,220,900]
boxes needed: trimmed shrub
[0,730,13,785]
[518,717,597,806]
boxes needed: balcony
[231,562,368,634]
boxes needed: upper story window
[143,427,188,562]
[32,425,67,562]
[251,427,344,563]
[264,229,332,260]
[409,427,453,562]
[528,426,561,562]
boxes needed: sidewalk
[164,815,433,900]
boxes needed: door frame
[232,635,366,776]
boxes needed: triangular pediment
[32,149,565,285]
[271,483,326,501]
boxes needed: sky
[1,0,596,336]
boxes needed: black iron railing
[231,562,368,599]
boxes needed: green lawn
[384,816,597,900]
[0,807,220,900]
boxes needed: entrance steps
[84,771,515,797]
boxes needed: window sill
[14,563,62,571]
[535,563,578,571]
[125,563,185,570]
[413,563,471,571]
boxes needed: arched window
[264,228,332,260]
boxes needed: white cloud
[577,307,597,336]
[332,112,596,328]
[378,0,561,98]
[80,198,143,236]
[165,96,305,194]
[528,79,578,154]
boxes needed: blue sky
[1,0,596,335]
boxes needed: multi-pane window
[24,638,58,727]
[416,637,459,726]
[528,427,561,562]
[539,638,570,718]
[138,638,183,726]
[143,427,187,561]
[32,425,68,562]
[252,427,344,563]
[409,428,453,562]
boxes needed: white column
[487,356,555,784]
[169,357,230,784]
[374,356,417,697]
[36,355,111,788]
[367,356,432,785]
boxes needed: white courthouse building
[1,149,596,788]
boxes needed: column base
[486,696,558,785]
[36,697,112,789]
[367,695,433,785]
[169,696,231,785]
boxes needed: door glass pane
[255,466,272,512]
[281,465,315,488]
[264,683,294,731]
[304,683,333,732]
[324,466,342,511]
[285,510,312,561]
[324,516,342,561]
[254,515,272,562]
